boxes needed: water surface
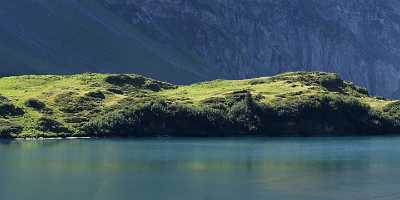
[1,137,400,200]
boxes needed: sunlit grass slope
[0,71,398,138]
[159,71,391,108]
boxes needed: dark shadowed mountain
[0,0,216,83]
[2,0,400,97]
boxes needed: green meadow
[0,71,398,138]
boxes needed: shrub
[383,101,400,115]
[37,117,70,133]
[248,79,269,85]
[144,82,162,91]
[25,98,46,110]
[227,93,262,133]
[64,116,89,123]
[268,94,381,135]
[225,90,253,106]
[85,91,105,99]
[319,74,344,91]
[354,85,369,96]
[79,92,396,137]
[81,93,268,137]
[0,95,24,116]
[0,120,22,138]
[107,88,124,94]
[105,74,146,86]
[105,74,176,91]
[0,100,24,116]
[81,100,236,137]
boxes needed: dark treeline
[80,92,400,137]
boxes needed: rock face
[101,0,400,98]
[0,0,215,83]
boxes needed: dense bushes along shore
[82,92,400,137]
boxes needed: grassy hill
[0,71,399,138]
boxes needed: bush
[105,74,146,86]
[227,93,262,133]
[81,92,269,137]
[107,88,124,94]
[37,117,70,133]
[144,82,162,92]
[383,101,400,114]
[319,74,344,91]
[85,91,105,99]
[268,94,381,135]
[0,103,24,116]
[0,120,22,138]
[81,100,236,137]
[79,91,398,137]
[0,96,24,116]
[25,98,46,110]
[64,116,89,123]
[248,79,269,85]
[105,74,176,91]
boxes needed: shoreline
[14,137,92,141]
[3,134,400,141]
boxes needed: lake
[0,137,399,200]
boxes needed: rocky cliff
[101,0,400,98]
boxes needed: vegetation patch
[81,100,234,137]
[0,119,22,138]
[105,74,176,91]
[64,116,89,124]
[105,74,146,86]
[54,92,100,114]
[383,101,400,116]
[273,72,368,96]
[248,78,271,85]
[85,91,105,99]
[37,116,70,134]
[107,88,124,94]
[82,91,394,137]
[25,98,46,110]
[0,96,24,116]
[0,72,397,138]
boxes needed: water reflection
[0,138,400,200]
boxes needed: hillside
[105,0,400,98]
[2,1,400,97]
[0,0,214,83]
[0,71,399,138]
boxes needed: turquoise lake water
[0,137,399,200]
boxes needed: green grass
[159,78,309,105]
[0,71,398,138]
[159,71,382,107]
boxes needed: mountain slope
[2,0,400,97]
[0,0,215,83]
[0,72,399,138]
[101,0,400,98]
